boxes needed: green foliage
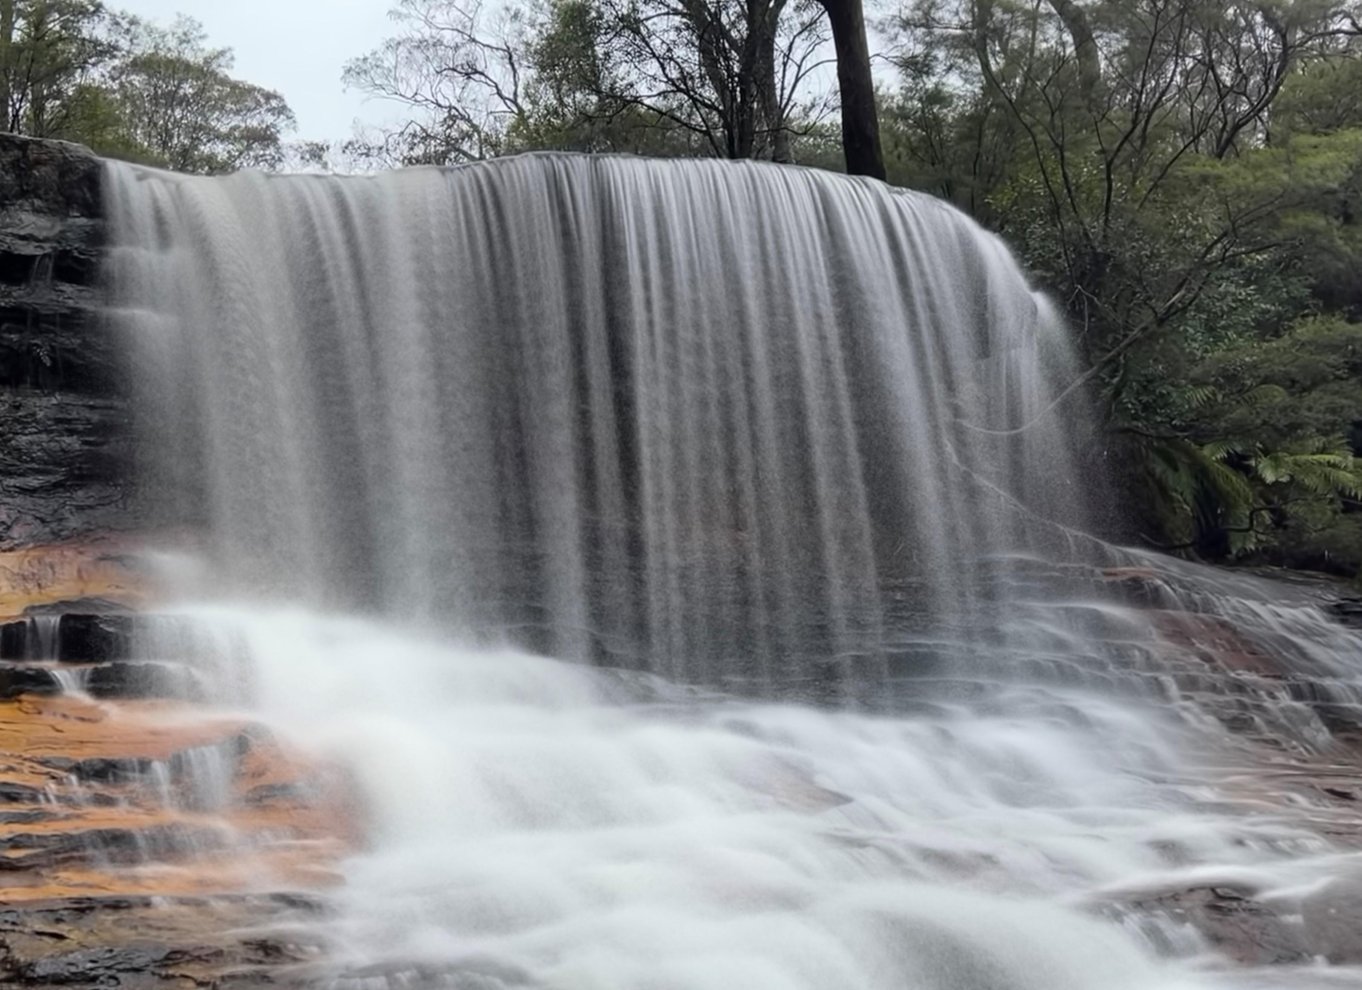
[884,0,1362,574]
[1132,318,1362,570]
[343,0,838,167]
[0,3,295,174]
[101,15,295,173]
[0,0,113,137]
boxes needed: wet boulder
[1119,885,1311,966]
[0,663,60,699]
[1302,873,1362,963]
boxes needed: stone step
[0,612,198,664]
[0,894,328,990]
[0,612,132,663]
[0,660,205,701]
[0,664,61,699]
[0,819,235,872]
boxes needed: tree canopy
[339,0,883,173]
[0,2,295,173]
[880,0,1362,570]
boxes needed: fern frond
[1238,384,1287,408]
[1201,438,1251,462]
[1185,384,1220,409]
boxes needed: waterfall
[105,154,1090,688]
[100,155,1362,989]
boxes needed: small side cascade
[50,665,91,696]
[0,612,213,703]
[146,739,241,813]
[26,614,60,661]
[0,606,357,899]
[0,611,135,666]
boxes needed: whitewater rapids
[150,604,1356,990]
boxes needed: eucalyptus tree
[817,0,883,176]
[888,0,1361,384]
[345,0,841,165]
[0,0,111,136]
[346,0,893,174]
[0,6,296,174]
[102,15,295,173]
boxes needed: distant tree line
[0,1,294,172]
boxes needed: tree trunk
[1046,0,1100,105]
[817,0,884,179]
[0,0,15,133]
[750,0,791,162]
[680,0,752,158]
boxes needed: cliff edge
[0,133,130,548]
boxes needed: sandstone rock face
[0,690,358,987]
[0,537,153,620]
[0,133,131,549]
[0,544,355,986]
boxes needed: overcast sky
[112,0,397,141]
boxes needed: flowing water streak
[50,665,89,695]
[23,613,61,661]
[101,156,1362,988]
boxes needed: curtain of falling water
[103,155,1090,688]
[100,152,1362,990]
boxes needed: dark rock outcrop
[0,133,131,549]
[52,612,129,662]
[1116,885,1312,966]
[0,612,176,663]
[0,895,330,989]
[86,660,203,701]
[0,664,59,699]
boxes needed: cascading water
[25,614,60,661]
[105,155,1092,688]
[101,155,1362,989]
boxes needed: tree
[0,2,13,124]
[888,0,1361,391]
[342,0,533,164]
[0,6,297,175]
[345,0,838,166]
[578,0,820,160]
[0,0,111,137]
[103,15,295,173]
[817,0,883,177]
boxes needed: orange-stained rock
[0,671,360,987]
[0,536,156,620]
[0,691,360,904]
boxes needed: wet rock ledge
[0,543,358,988]
[0,691,356,988]
[0,133,132,549]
